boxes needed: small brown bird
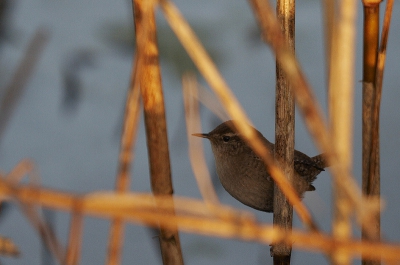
[193,120,328,212]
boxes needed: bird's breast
[212,152,274,212]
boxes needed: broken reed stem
[362,3,380,83]
[133,0,184,264]
[272,0,295,262]
[361,1,380,217]
[2,161,60,261]
[159,0,317,231]
[368,0,393,215]
[370,0,394,175]
[327,1,357,264]
[5,159,36,184]
[361,1,380,262]
[6,162,64,263]
[182,74,220,205]
[361,2,381,222]
[0,28,49,142]
[0,237,20,257]
[2,178,400,262]
[362,0,393,264]
[106,54,141,265]
[374,0,393,93]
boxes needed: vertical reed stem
[273,0,295,263]
[328,1,357,264]
[133,0,184,264]
[362,0,389,264]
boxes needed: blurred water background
[0,0,399,264]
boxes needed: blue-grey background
[0,0,399,264]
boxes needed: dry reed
[0,0,396,264]
[106,53,141,265]
[182,74,220,205]
[134,0,184,263]
[272,0,296,261]
[1,176,400,262]
[0,28,49,142]
[327,1,357,264]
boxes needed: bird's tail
[311,153,329,169]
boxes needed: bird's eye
[222,136,230,142]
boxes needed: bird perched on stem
[193,120,328,212]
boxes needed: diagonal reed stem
[106,54,141,264]
[0,28,49,143]
[65,203,84,265]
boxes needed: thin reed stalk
[106,54,141,264]
[0,28,49,142]
[192,85,229,121]
[182,74,219,205]
[272,0,295,263]
[65,205,84,265]
[133,0,184,264]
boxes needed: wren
[193,120,327,212]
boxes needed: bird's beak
[192,133,209,139]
